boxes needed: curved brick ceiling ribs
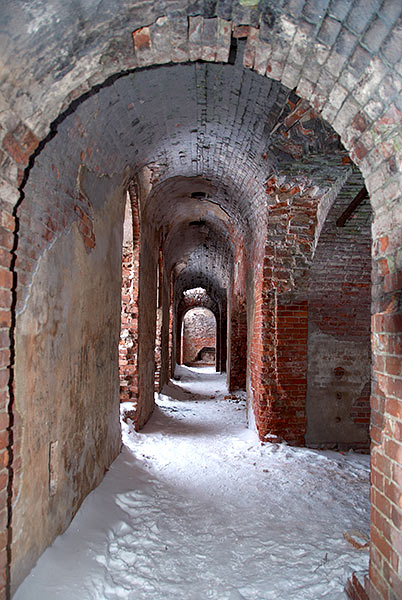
[14,59,347,310]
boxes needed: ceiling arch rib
[162,202,234,277]
[178,288,219,322]
[175,269,227,308]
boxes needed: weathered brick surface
[346,571,370,600]
[249,155,353,445]
[228,242,247,391]
[154,249,164,392]
[307,170,372,451]
[119,184,140,415]
[228,296,247,390]
[0,3,400,599]
[182,307,216,365]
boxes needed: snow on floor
[14,366,370,600]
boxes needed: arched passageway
[182,307,217,366]
[0,3,400,599]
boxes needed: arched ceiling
[19,50,347,314]
[175,270,227,307]
[105,56,290,231]
[38,55,343,227]
[162,194,234,304]
[178,288,219,321]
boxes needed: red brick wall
[182,307,216,365]
[154,250,163,391]
[306,186,371,451]
[276,301,308,444]
[369,218,402,600]
[169,283,174,378]
[228,297,247,390]
[119,184,140,414]
[346,572,369,600]
[229,243,247,390]
[249,179,319,445]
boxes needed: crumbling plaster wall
[306,186,372,451]
[135,167,161,428]
[13,170,126,591]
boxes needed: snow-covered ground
[14,366,370,600]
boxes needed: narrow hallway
[15,367,370,600]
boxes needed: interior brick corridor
[0,1,400,599]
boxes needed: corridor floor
[14,366,370,600]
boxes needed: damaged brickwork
[0,3,399,600]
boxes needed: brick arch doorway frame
[177,297,222,373]
[180,306,218,369]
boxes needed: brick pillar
[220,313,227,372]
[228,295,247,390]
[369,208,402,599]
[154,249,163,391]
[249,185,318,444]
[176,313,182,367]
[250,288,308,446]
[215,312,221,372]
[250,278,276,441]
[119,185,140,410]
[276,300,308,445]
[0,122,40,599]
[169,283,174,379]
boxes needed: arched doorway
[181,307,217,367]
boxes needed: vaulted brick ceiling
[24,55,346,307]
[162,200,234,305]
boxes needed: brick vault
[0,1,401,599]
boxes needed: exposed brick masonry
[182,307,216,365]
[0,4,400,599]
[119,185,140,414]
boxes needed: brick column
[228,295,247,391]
[220,313,227,373]
[276,300,308,445]
[119,185,140,411]
[0,121,40,599]
[369,207,402,599]
[250,183,318,445]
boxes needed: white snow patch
[14,365,370,600]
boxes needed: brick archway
[181,306,217,367]
[0,6,400,599]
